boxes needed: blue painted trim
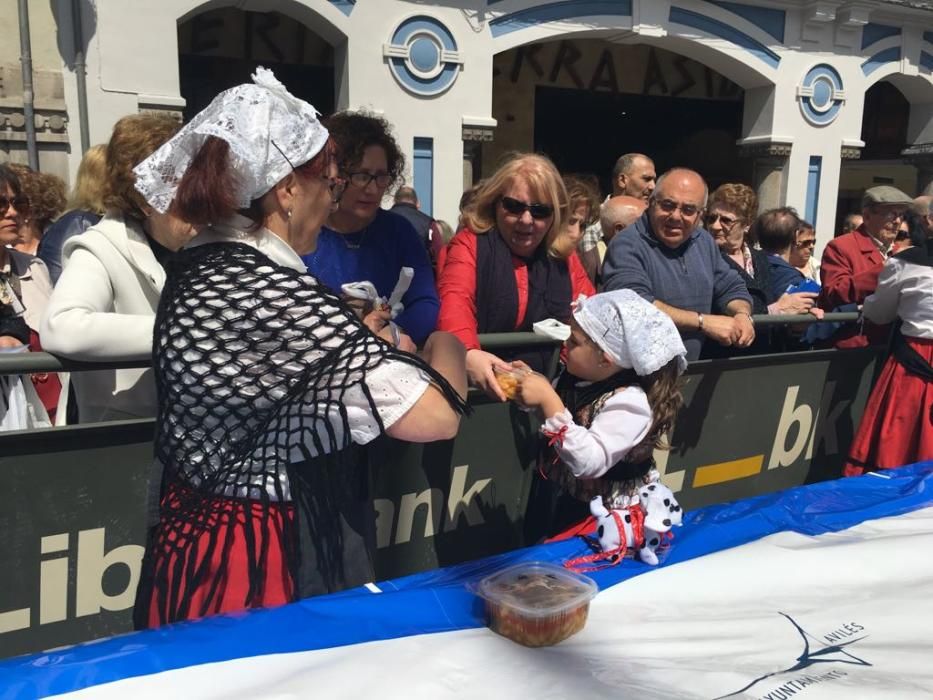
[489,0,632,38]
[922,51,933,72]
[669,6,780,69]
[706,1,785,43]
[4,460,932,699]
[412,138,434,217]
[861,46,901,76]
[861,22,901,50]
[805,156,822,224]
[328,0,355,17]
[799,64,844,126]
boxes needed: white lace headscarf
[133,67,329,214]
[573,290,688,376]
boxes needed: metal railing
[0,313,863,378]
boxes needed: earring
[287,209,292,220]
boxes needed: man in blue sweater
[602,168,755,360]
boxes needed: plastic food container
[493,366,528,400]
[475,562,598,647]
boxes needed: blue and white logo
[383,16,462,97]
[798,64,846,126]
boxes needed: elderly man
[819,185,912,348]
[602,168,755,359]
[839,212,863,237]
[391,185,443,268]
[911,195,933,239]
[579,154,656,273]
[580,195,646,286]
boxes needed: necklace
[342,223,371,250]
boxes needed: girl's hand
[516,372,564,417]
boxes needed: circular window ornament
[383,16,462,97]
[798,64,846,126]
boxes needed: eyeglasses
[0,196,28,216]
[796,239,816,248]
[500,196,554,220]
[705,212,739,228]
[347,172,394,189]
[653,198,701,218]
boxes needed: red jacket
[818,227,888,348]
[437,229,595,350]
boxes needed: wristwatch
[736,311,754,325]
[696,312,704,331]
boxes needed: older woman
[40,113,192,423]
[707,184,818,318]
[548,175,599,261]
[301,111,438,346]
[437,154,595,398]
[130,69,467,627]
[9,165,66,257]
[38,144,108,284]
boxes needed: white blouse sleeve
[541,386,653,479]
[862,259,903,326]
[341,359,431,445]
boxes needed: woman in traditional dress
[843,222,933,476]
[131,68,468,628]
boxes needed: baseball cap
[861,185,912,209]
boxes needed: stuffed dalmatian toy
[590,482,683,566]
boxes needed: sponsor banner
[3,461,932,699]
[0,348,880,658]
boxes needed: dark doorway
[860,81,909,160]
[534,85,747,193]
[178,9,335,121]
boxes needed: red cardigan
[437,229,595,350]
[818,227,888,348]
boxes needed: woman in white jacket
[41,113,195,423]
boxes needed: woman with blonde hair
[39,144,108,284]
[438,153,594,397]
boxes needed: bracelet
[736,311,754,325]
[696,312,704,331]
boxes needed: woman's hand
[773,292,818,315]
[516,372,564,418]
[0,335,25,349]
[362,308,390,334]
[376,323,416,353]
[465,348,512,401]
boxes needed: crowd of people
[0,67,930,626]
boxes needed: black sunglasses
[0,196,28,215]
[500,196,554,220]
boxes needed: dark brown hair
[325,111,404,185]
[9,165,67,230]
[639,359,685,452]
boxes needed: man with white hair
[911,195,933,239]
[579,195,646,286]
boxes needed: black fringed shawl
[135,242,468,626]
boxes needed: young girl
[517,289,687,539]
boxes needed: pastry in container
[476,561,598,647]
[493,366,528,400]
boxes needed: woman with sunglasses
[438,154,595,399]
[707,184,819,319]
[301,111,438,347]
[790,220,821,280]
[130,69,468,627]
[0,165,54,350]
